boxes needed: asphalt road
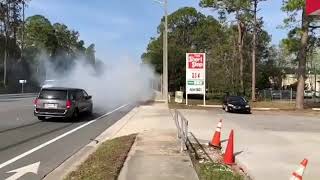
[0,94,134,180]
[180,108,320,179]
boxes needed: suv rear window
[39,89,67,100]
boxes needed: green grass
[251,101,295,109]
[64,134,137,180]
[168,99,221,110]
[187,142,246,180]
[199,162,244,180]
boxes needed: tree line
[142,0,320,109]
[0,0,96,93]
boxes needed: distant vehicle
[41,80,58,88]
[222,96,251,114]
[41,79,70,88]
[34,87,93,121]
[271,91,281,99]
[304,90,313,99]
[303,90,320,98]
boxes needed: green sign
[188,81,194,85]
[187,80,204,86]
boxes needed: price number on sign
[192,73,200,79]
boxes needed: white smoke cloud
[40,56,157,112]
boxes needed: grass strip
[65,134,136,180]
[199,162,243,180]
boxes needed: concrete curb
[0,93,36,96]
[117,133,139,180]
[155,100,166,103]
[197,105,222,108]
[43,106,140,180]
[197,105,281,111]
[0,93,37,98]
[219,139,254,180]
[234,157,255,180]
[252,108,280,111]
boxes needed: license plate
[44,103,58,109]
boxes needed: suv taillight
[33,98,39,107]
[66,100,72,109]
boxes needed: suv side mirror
[86,95,92,100]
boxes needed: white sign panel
[186,53,206,94]
[19,80,27,84]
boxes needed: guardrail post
[184,121,188,151]
[174,110,179,139]
[178,115,181,139]
[174,110,189,152]
[181,117,184,138]
[290,88,293,102]
[180,117,184,152]
[184,121,188,143]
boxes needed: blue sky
[26,0,288,63]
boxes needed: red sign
[306,0,320,16]
[188,53,204,69]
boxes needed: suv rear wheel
[38,116,46,121]
[87,105,93,115]
[71,109,79,121]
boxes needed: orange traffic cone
[290,158,308,180]
[224,129,235,165]
[209,119,222,149]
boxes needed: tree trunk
[232,37,237,93]
[296,9,310,110]
[239,27,244,95]
[236,14,244,95]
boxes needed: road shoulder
[43,106,140,180]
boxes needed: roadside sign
[175,91,183,103]
[18,80,27,93]
[19,80,27,84]
[306,0,320,16]
[186,53,206,105]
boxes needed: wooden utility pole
[21,0,25,59]
[251,0,257,101]
[3,0,9,87]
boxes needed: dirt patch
[64,134,137,180]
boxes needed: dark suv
[34,87,93,120]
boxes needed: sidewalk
[115,103,198,180]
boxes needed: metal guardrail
[173,110,214,163]
[174,109,188,152]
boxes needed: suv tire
[71,109,79,121]
[38,116,46,121]
[224,106,229,112]
[87,105,93,115]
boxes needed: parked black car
[222,96,251,113]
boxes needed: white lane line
[0,104,128,170]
